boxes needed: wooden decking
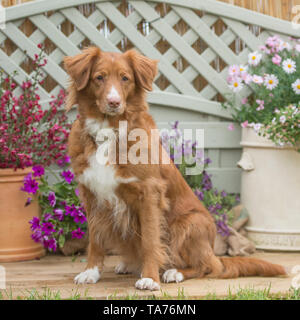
[1,252,299,299]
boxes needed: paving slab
[1,251,300,299]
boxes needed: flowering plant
[161,122,238,236]
[224,35,300,149]
[0,44,71,169]
[262,103,300,150]
[21,160,87,252]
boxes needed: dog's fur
[64,47,286,290]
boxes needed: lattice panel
[0,0,295,104]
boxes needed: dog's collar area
[85,115,119,146]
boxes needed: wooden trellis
[1,0,299,192]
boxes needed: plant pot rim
[0,167,33,178]
[240,126,298,150]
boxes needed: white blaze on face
[107,86,121,103]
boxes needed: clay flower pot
[0,167,45,262]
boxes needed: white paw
[162,269,184,283]
[115,262,130,274]
[135,278,160,291]
[74,267,100,284]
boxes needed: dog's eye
[122,76,129,81]
[97,75,104,81]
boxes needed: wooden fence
[1,0,299,193]
[4,0,300,20]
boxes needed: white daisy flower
[292,79,300,95]
[229,78,243,92]
[280,116,286,124]
[279,41,292,51]
[264,74,279,90]
[228,65,240,76]
[252,75,263,84]
[253,123,263,133]
[282,59,296,74]
[248,51,262,66]
[239,65,248,74]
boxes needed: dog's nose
[107,96,121,108]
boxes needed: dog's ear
[64,47,100,91]
[124,50,158,91]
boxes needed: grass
[1,286,300,300]
[0,287,93,300]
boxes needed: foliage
[0,44,70,169]
[223,35,300,150]
[161,121,238,236]
[22,161,87,252]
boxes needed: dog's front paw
[74,267,101,284]
[162,269,184,283]
[135,278,160,291]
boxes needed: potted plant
[223,35,300,251]
[21,161,88,255]
[0,44,70,261]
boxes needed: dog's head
[64,47,158,115]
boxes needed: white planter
[238,127,300,251]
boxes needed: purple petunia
[61,170,74,184]
[53,208,64,221]
[31,229,43,243]
[43,213,52,222]
[57,155,71,167]
[21,173,39,194]
[65,204,87,224]
[72,209,87,224]
[43,237,57,252]
[29,216,40,231]
[32,165,45,177]
[71,228,85,239]
[41,222,55,235]
[48,191,56,207]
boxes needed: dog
[64,47,286,291]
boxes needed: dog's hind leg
[168,211,223,281]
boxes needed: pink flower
[256,99,265,111]
[241,97,248,105]
[228,123,235,131]
[272,54,282,65]
[241,121,249,128]
[228,65,240,77]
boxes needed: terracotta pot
[0,168,45,262]
[238,127,300,251]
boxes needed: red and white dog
[64,47,286,291]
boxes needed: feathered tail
[218,256,287,278]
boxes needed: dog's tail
[217,256,287,278]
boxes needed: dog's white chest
[79,152,118,203]
[78,118,137,206]
[78,118,118,203]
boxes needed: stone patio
[1,251,299,299]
